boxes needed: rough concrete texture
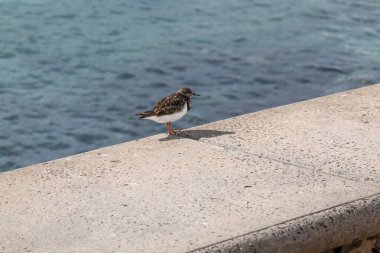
[192,194,380,253]
[187,84,380,184]
[1,84,380,253]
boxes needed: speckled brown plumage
[155,93,190,116]
[137,87,196,118]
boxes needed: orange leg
[165,122,177,135]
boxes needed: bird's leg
[168,123,177,135]
[166,122,177,135]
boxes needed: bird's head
[177,87,200,97]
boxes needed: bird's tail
[136,110,155,118]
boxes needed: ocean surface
[1,0,380,172]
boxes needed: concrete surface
[1,84,380,253]
[192,194,380,253]
[187,84,380,184]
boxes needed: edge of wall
[191,194,380,253]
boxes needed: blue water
[1,0,380,172]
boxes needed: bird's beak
[192,92,200,96]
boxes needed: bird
[136,87,200,135]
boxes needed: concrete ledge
[192,194,380,253]
[1,84,380,253]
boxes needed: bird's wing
[153,94,187,116]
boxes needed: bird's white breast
[144,106,188,124]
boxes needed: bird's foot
[166,122,181,136]
[168,128,180,135]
